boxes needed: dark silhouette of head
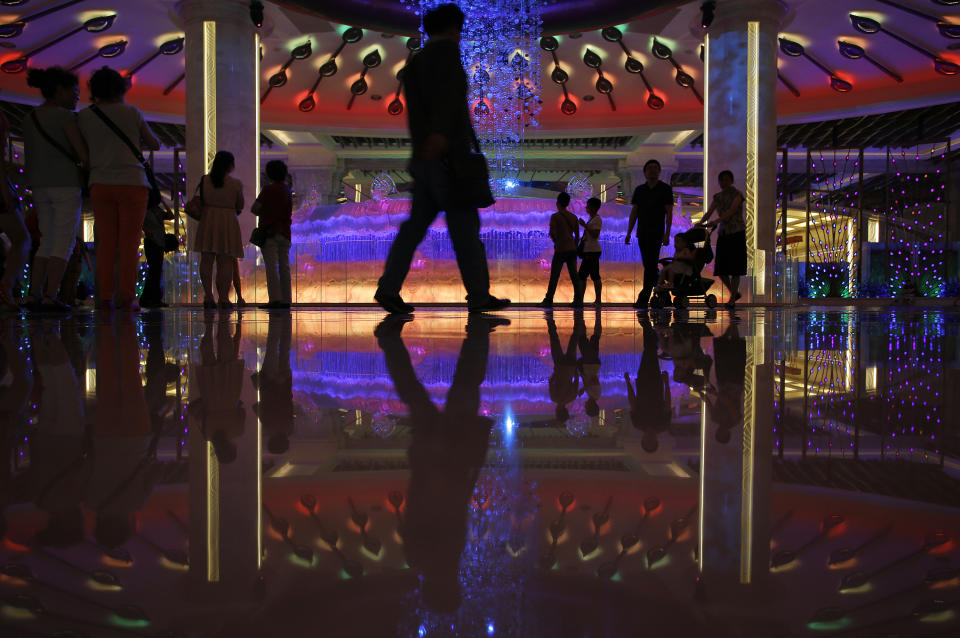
[557,191,571,208]
[586,197,602,214]
[715,426,732,444]
[641,431,660,453]
[27,66,79,107]
[267,433,290,455]
[423,4,465,37]
[89,66,129,102]
[35,507,85,547]
[209,151,235,188]
[94,513,134,548]
[265,159,288,183]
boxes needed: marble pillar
[178,0,260,302]
[704,0,786,303]
[698,311,773,600]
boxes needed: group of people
[1,2,749,315]
[0,65,295,314]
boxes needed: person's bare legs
[215,255,234,306]
[199,252,216,305]
[232,257,245,305]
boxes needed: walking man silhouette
[374,3,510,314]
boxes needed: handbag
[185,178,204,221]
[163,233,179,253]
[249,226,268,248]
[30,110,89,197]
[89,105,162,208]
[446,130,495,210]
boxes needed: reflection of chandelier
[402,0,543,195]
[370,173,397,201]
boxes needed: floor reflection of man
[546,313,584,425]
[626,315,672,453]
[143,312,180,436]
[577,308,602,419]
[376,313,504,614]
[706,323,746,444]
[252,312,293,455]
[0,317,32,541]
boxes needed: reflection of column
[179,0,259,301]
[704,0,786,303]
[698,312,772,598]
[187,318,261,595]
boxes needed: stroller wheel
[674,295,688,309]
[705,294,717,308]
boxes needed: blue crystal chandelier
[401,0,543,195]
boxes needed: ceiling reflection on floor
[0,308,958,637]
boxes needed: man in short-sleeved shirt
[625,159,673,308]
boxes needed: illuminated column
[703,0,786,303]
[698,312,773,597]
[178,0,260,301]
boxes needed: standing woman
[193,151,244,309]
[699,170,746,309]
[23,67,86,311]
[77,67,160,312]
[0,111,28,311]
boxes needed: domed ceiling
[0,0,956,133]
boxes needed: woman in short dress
[699,170,746,309]
[193,151,244,309]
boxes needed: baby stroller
[650,226,718,309]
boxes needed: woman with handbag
[77,67,160,312]
[192,151,244,310]
[22,67,87,312]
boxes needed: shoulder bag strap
[89,105,149,169]
[30,110,80,166]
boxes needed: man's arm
[662,188,674,247]
[625,205,638,244]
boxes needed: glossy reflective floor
[1,307,959,638]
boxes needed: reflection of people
[547,313,583,424]
[143,314,179,433]
[577,309,602,418]
[697,170,746,309]
[707,323,746,443]
[377,313,501,613]
[189,313,245,463]
[374,4,509,314]
[626,317,671,452]
[253,312,293,454]
[86,316,159,548]
[626,159,673,309]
